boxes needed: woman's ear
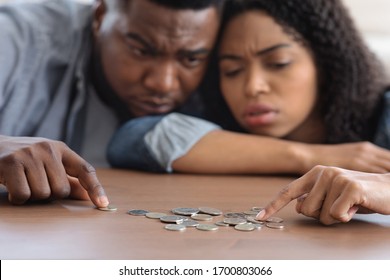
[92,0,107,37]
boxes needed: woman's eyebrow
[219,43,291,62]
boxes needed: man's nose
[144,61,179,94]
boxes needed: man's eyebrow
[126,33,155,50]
[219,43,291,61]
[179,48,211,57]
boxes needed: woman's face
[219,11,320,141]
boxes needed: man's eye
[182,56,204,68]
[129,46,149,57]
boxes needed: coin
[164,224,186,231]
[215,221,230,227]
[98,204,117,212]
[145,212,167,219]
[266,217,284,223]
[251,206,264,212]
[246,216,265,224]
[196,224,219,231]
[181,220,200,227]
[198,206,223,216]
[160,215,187,224]
[191,213,213,221]
[234,223,256,231]
[266,222,285,229]
[252,223,263,230]
[127,209,149,216]
[224,212,246,218]
[223,217,247,225]
[244,210,259,216]
[171,207,199,216]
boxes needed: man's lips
[131,99,175,115]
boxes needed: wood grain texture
[1,169,390,260]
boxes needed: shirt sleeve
[107,113,221,173]
[0,8,21,108]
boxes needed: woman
[108,0,390,175]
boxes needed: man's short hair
[149,0,225,10]
[116,0,225,13]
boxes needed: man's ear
[92,0,107,36]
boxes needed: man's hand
[0,135,109,207]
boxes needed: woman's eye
[223,69,243,77]
[268,61,292,69]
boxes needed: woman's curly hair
[203,0,389,143]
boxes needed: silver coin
[145,212,167,219]
[223,217,247,225]
[171,207,199,216]
[98,204,117,212]
[224,212,246,218]
[215,221,230,227]
[181,220,199,227]
[246,216,265,224]
[266,217,284,223]
[252,223,263,230]
[196,224,219,231]
[164,224,186,231]
[234,223,256,231]
[160,215,186,224]
[244,210,259,216]
[127,209,149,216]
[198,206,223,216]
[191,213,213,221]
[266,222,285,229]
[251,206,265,212]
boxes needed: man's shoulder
[0,0,92,34]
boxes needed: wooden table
[1,168,390,260]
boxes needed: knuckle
[312,165,326,173]
[88,182,103,193]
[320,216,334,226]
[10,190,31,205]
[32,189,52,200]
[0,151,26,166]
[82,162,96,174]
[356,142,372,153]
[320,166,340,181]
[51,187,71,199]
[278,185,292,199]
[300,204,319,219]
[329,210,347,223]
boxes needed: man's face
[92,0,220,117]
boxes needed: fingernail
[98,196,109,207]
[255,209,265,220]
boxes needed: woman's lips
[243,104,278,127]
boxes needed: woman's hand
[256,165,390,225]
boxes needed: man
[0,0,222,206]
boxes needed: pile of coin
[127,206,285,232]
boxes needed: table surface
[1,168,390,260]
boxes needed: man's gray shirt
[0,0,119,166]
